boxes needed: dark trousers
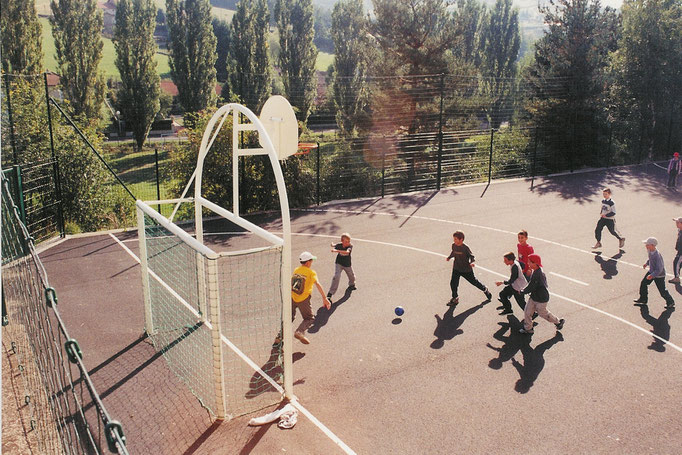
[595,217,622,242]
[450,269,487,298]
[674,253,681,278]
[667,170,678,188]
[499,285,526,310]
[638,273,675,305]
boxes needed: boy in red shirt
[517,230,534,277]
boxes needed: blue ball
[394,306,404,316]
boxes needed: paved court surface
[38,164,682,454]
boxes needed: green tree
[330,0,370,136]
[213,18,231,83]
[50,0,106,120]
[522,0,619,169]
[275,0,318,122]
[610,0,682,161]
[370,0,459,76]
[452,0,486,67]
[479,0,520,127]
[226,0,272,111]
[166,0,218,115]
[114,0,161,151]
[0,0,43,74]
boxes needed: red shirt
[517,243,535,274]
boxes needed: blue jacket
[646,249,666,278]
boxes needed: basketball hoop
[295,142,318,156]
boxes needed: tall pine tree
[226,0,272,111]
[479,0,520,127]
[275,0,318,122]
[330,0,370,136]
[50,0,106,120]
[523,0,619,169]
[114,0,161,151]
[1,0,43,74]
[166,0,218,114]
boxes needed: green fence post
[4,74,19,165]
[44,73,65,237]
[436,73,444,191]
[12,166,26,226]
[155,148,161,213]
[488,129,494,184]
[316,142,321,206]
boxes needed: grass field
[316,51,334,71]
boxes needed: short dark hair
[453,231,465,240]
[504,252,516,261]
[603,188,611,194]
[518,230,528,237]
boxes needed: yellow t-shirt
[291,265,317,303]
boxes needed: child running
[517,230,534,277]
[519,254,564,334]
[634,238,675,308]
[327,233,356,303]
[593,188,625,250]
[291,251,331,344]
[495,252,527,315]
[446,231,492,306]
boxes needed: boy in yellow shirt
[291,251,331,344]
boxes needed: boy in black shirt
[446,231,492,306]
[327,233,356,303]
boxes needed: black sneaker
[500,308,513,315]
[555,318,565,330]
[633,299,648,305]
[447,297,459,306]
[348,284,357,291]
[484,289,492,301]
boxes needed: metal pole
[155,148,161,214]
[316,142,320,205]
[436,73,444,191]
[532,127,539,181]
[381,150,385,198]
[4,74,18,165]
[44,73,65,237]
[488,128,494,184]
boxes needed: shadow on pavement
[308,287,353,334]
[635,304,675,352]
[594,250,623,279]
[511,331,564,394]
[430,300,488,349]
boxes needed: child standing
[593,188,625,249]
[327,233,356,303]
[445,231,492,306]
[670,217,682,284]
[519,254,564,334]
[495,252,527,315]
[291,252,331,344]
[634,238,675,308]
[517,230,534,276]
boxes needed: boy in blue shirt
[634,237,675,308]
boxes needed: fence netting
[1,175,128,454]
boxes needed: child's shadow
[636,304,675,352]
[245,343,306,399]
[486,315,526,370]
[594,251,623,279]
[511,331,564,394]
[308,288,352,334]
[430,300,488,349]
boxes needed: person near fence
[593,188,625,250]
[634,238,675,308]
[445,231,492,306]
[519,254,565,334]
[667,152,681,189]
[670,217,682,284]
[517,230,535,276]
[327,233,356,304]
[495,252,527,315]
[291,251,331,344]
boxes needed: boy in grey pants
[327,233,356,303]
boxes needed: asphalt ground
[37,163,682,454]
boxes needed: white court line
[296,208,673,277]
[108,233,356,455]
[285,231,682,354]
[549,272,589,286]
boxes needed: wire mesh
[1,175,128,454]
